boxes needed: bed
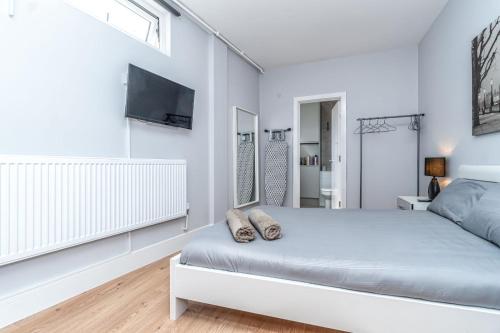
[170,165,500,332]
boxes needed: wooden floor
[2,255,344,333]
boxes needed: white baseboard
[0,225,208,329]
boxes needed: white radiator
[0,156,187,266]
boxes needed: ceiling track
[168,0,265,73]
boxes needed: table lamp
[425,157,446,200]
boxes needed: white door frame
[293,93,347,208]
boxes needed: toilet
[320,171,337,209]
[321,188,336,209]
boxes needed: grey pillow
[427,178,489,223]
[462,184,500,247]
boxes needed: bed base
[170,254,500,333]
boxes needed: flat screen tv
[125,64,195,129]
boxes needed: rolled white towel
[226,209,256,243]
[248,209,282,240]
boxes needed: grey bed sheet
[180,206,500,310]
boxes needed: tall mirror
[233,107,259,208]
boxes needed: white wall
[227,50,261,210]
[259,47,419,208]
[212,37,229,224]
[210,39,261,223]
[419,0,500,190]
[0,0,259,301]
[0,0,208,298]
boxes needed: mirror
[233,107,259,208]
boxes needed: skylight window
[68,0,170,54]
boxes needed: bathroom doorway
[293,93,346,209]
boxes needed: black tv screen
[125,64,195,129]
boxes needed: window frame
[67,0,171,56]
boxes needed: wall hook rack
[264,128,292,141]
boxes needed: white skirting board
[0,225,207,329]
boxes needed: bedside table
[397,196,431,211]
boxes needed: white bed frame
[170,165,500,333]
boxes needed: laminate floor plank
[2,256,343,333]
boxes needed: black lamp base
[428,177,441,200]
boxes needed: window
[67,0,170,54]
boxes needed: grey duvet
[180,206,500,310]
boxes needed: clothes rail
[355,113,425,208]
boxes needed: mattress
[180,206,500,310]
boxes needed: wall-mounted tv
[125,64,195,130]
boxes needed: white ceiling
[180,0,448,69]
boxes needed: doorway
[293,93,347,208]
